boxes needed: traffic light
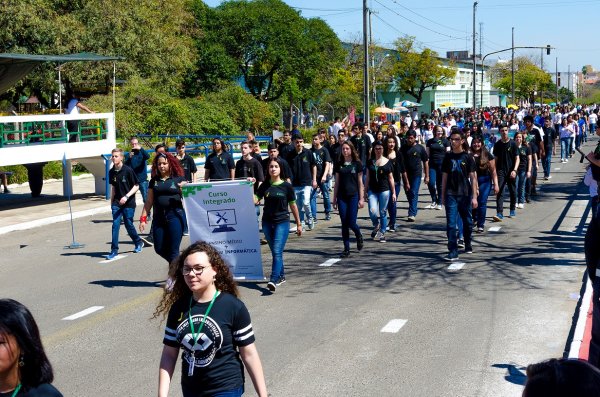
[546,45,551,55]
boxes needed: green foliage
[190,0,344,102]
[389,36,456,104]
[2,161,64,185]
[491,57,553,102]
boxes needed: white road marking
[447,262,466,270]
[380,319,407,333]
[99,254,127,264]
[488,226,502,232]
[319,258,341,267]
[569,293,580,300]
[569,278,593,358]
[554,167,561,171]
[62,306,104,321]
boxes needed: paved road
[0,142,593,396]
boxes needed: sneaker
[379,235,386,243]
[140,236,154,247]
[465,246,473,254]
[106,250,119,260]
[325,213,331,221]
[307,218,314,231]
[313,219,318,225]
[545,175,552,180]
[134,242,143,253]
[516,203,523,209]
[457,239,465,248]
[276,276,286,286]
[183,231,190,236]
[388,226,396,233]
[3,188,10,194]
[260,238,268,245]
[426,202,436,209]
[371,225,380,239]
[340,250,350,258]
[509,210,516,218]
[374,231,383,241]
[356,234,364,251]
[436,204,443,210]
[267,281,276,292]
[444,252,459,261]
[493,213,503,222]
[476,226,484,233]
[407,216,416,222]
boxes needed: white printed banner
[182,180,264,280]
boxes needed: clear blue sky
[203,0,599,74]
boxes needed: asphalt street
[0,141,594,397]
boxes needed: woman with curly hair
[0,299,63,396]
[139,152,187,265]
[155,242,268,397]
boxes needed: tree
[490,56,553,103]
[189,0,345,102]
[388,36,456,104]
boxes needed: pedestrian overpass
[0,112,116,196]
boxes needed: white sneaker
[374,231,383,241]
[436,204,443,210]
[425,202,436,209]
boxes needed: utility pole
[511,27,515,105]
[472,2,477,110]
[555,57,559,104]
[540,48,544,106]
[363,0,370,128]
[370,9,375,104]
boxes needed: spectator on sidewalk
[125,137,150,203]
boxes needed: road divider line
[319,258,341,267]
[488,226,502,232]
[381,319,407,333]
[62,306,104,321]
[448,262,465,270]
[99,255,127,264]
[554,167,561,171]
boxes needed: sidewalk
[0,174,110,236]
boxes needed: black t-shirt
[278,142,294,161]
[261,157,293,181]
[593,141,600,181]
[287,148,316,187]
[109,164,138,208]
[178,154,198,182]
[401,144,428,177]
[388,151,406,183]
[493,139,518,174]
[310,146,332,180]
[349,135,371,166]
[334,160,362,199]
[474,151,495,178]
[426,137,450,165]
[149,175,186,213]
[204,152,235,181]
[234,158,264,192]
[442,151,476,196]
[163,293,255,397]
[124,148,150,182]
[516,145,530,173]
[255,180,296,224]
[251,152,262,162]
[0,384,63,397]
[366,159,393,193]
[542,126,557,148]
[327,143,340,162]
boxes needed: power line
[372,0,465,40]
[371,13,409,38]
[385,0,465,33]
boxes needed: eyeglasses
[182,265,209,276]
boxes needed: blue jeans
[542,149,552,178]
[387,183,401,228]
[445,195,473,255]
[368,190,390,232]
[516,170,527,204]
[138,180,148,203]
[406,174,422,217]
[111,205,141,251]
[262,220,289,282]
[294,186,312,223]
[310,178,332,219]
[337,194,361,250]
[153,207,184,263]
[560,137,570,160]
[591,123,597,135]
[474,176,491,228]
[427,164,443,205]
[211,386,244,397]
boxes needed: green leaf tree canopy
[491,56,553,103]
[389,36,456,104]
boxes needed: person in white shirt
[332,117,343,139]
[590,111,598,136]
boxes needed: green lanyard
[188,290,220,348]
[11,384,21,397]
